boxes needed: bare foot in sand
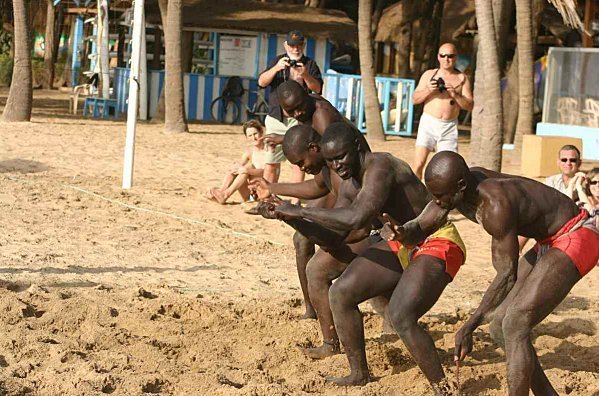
[206,189,218,201]
[326,372,370,386]
[210,188,227,205]
[300,307,317,320]
[300,342,340,360]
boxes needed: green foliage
[0,52,13,86]
[0,30,11,55]
[32,58,44,86]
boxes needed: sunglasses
[590,181,599,186]
[439,53,456,59]
[560,158,578,163]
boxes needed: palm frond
[546,0,585,31]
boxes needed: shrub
[0,53,13,86]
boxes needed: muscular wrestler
[259,80,371,321]
[252,124,391,360]
[272,123,466,392]
[382,151,599,395]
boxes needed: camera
[288,59,299,67]
[436,77,447,93]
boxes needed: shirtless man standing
[258,80,371,321]
[411,43,473,179]
[382,151,599,395]
[271,123,466,392]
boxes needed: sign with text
[218,35,258,77]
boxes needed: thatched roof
[374,0,475,44]
[144,0,357,44]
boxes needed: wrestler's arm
[253,172,330,200]
[383,201,450,245]
[284,218,346,248]
[455,195,519,360]
[286,183,371,255]
[289,157,393,231]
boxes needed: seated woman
[208,120,266,204]
[575,167,599,214]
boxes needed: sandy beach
[0,89,597,395]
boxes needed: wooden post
[582,0,594,48]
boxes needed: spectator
[257,30,323,184]
[411,43,473,179]
[544,144,584,200]
[575,167,599,213]
[208,120,266,205]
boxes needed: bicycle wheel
[254,102,269,125]
[211,96,241,124]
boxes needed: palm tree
[358,0,384,141]
[514,0,534,147]
[152,0,168,123]
[474,0,503,170]
[43,0,55,89]
[164,0,188,133]
[2,0,32,122]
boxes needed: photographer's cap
[286,30,305,46]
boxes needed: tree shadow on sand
[535,317,596,339]
[461,373,503,394]
[0,159,48,174]
[552,295,591,312]
[539,339,599,373]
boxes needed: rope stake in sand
[66,185,287,246]
[455,360,461,394]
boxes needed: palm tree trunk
[514,0,534,148]
[152,0,168,123]
[164,0,188,133]
[474,0,503,171]
[358,0,385,141]
[2,0,32,122]
[469,35,483,164]
[502,51,519,144]
[43,0,55,89]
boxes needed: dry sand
[0,89,597,395]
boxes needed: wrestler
[271,123,466,393]
[382,151,599,395]
[252,124,393,360]
[258,80,371,321]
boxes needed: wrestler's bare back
[458,169,581,240]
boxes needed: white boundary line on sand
[66,185,288,247]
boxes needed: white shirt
[544,174,569,195]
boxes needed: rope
[66,184,288,246]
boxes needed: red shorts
[387,238,465,280]
[534,210,599,277]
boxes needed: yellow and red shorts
[387,222,466,280]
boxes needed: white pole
[122,0,144,189]
[99,0,110,99]
[139,10,148,120]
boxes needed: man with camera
[258,30,323,184]
[411,43,473,180]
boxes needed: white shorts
[415,112,458,152]
[264,115,299,164]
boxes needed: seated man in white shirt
[544,144,585,200]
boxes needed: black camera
[436,77,447,93]
[288,59,299,67]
